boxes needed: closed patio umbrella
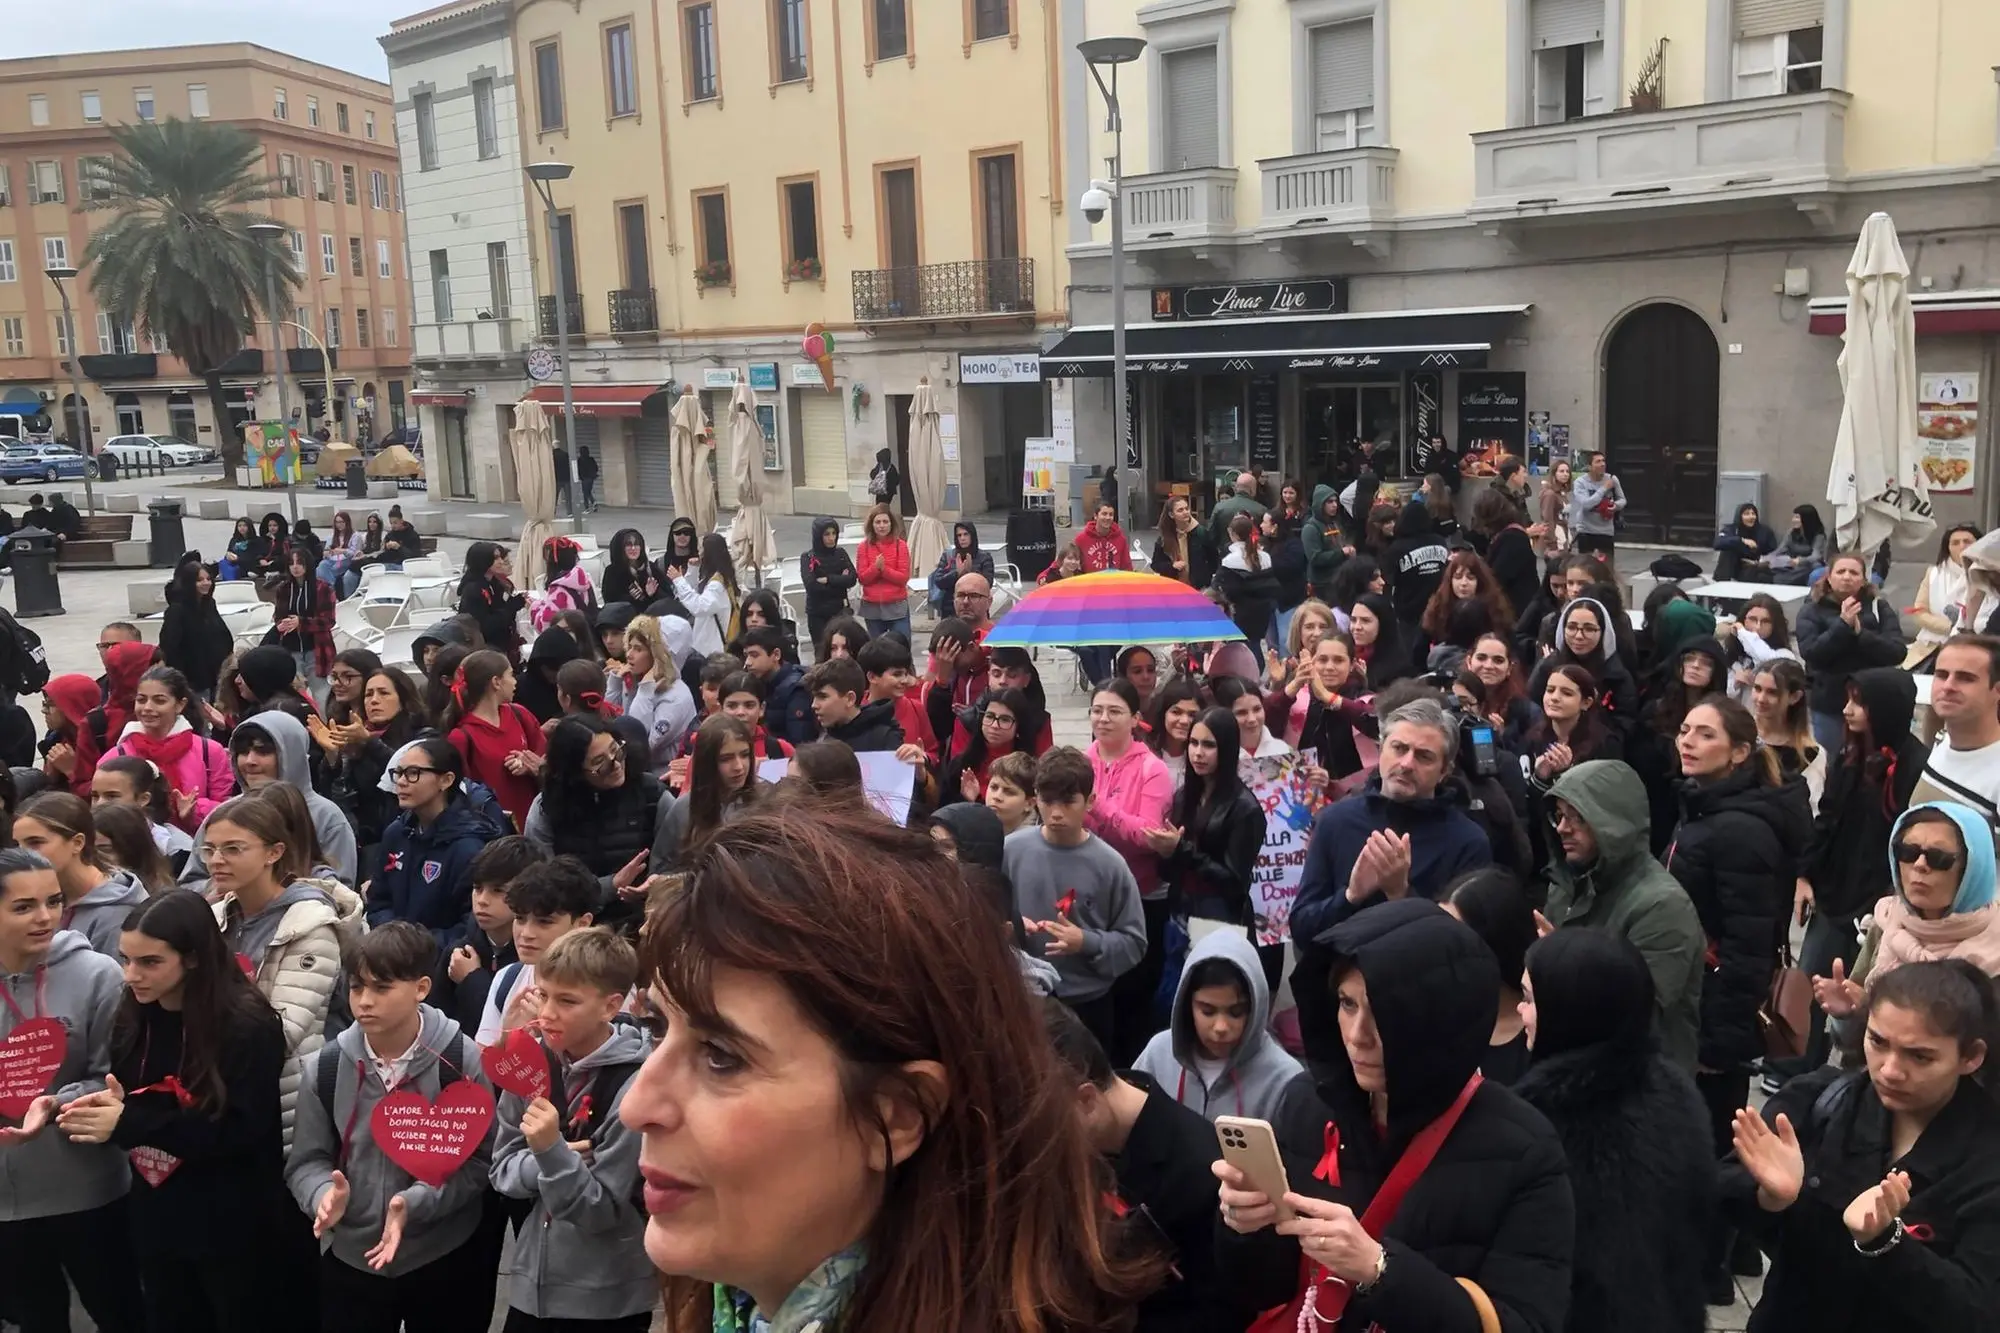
[1826,211,1934,554]
[725,378,777,582]
[905,378,951,584]
[510,397,557,591]
[669,386,718,536]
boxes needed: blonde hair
[537,925,639,995]
[625,615,677,685]
[1287,599,1336,658]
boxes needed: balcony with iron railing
[1120,167,1239,245]
[851,258,1035,324]
[608,288,659,335]
[538,294,587,339]
[1258,147,1398,235]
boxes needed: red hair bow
[451,664,471,712]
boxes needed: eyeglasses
[388,766,444,784]
[583,751,626,778]
[328,671,363,685]
[955,591,990,602]
[1893,842,1961,873]
[202,841,266,860]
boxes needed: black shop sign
[1456,372,1526,453]
[1248,377,1281,471]
[1151,278,1348,322]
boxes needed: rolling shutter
[633,416,673,506]
[1531,0,1602,48]
[1736,0,1823,38]
[1161,46,1220,171]
[797,390,848,492]
[553,414,599,466]
[1312,21,1374,114]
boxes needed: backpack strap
[582,1062,644,1142]
[315,1041,343,1117]
[88,708,110,753]
[492,962,524,1016]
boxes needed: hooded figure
[930,801,1004,869]
[1542,761,1706,1072]
[97,640,156,747]
[662,516,700,572]
[409,614,483,672]
[519,626,582,723]
[1216,900,1575,1331]
[1513,930,1714,1333]
[178,710,360,892]
[1863,803,2000,978]
[601,527,665,608]
[42,672,107,794]
[1712,506,1780,582]
[1386,498,1451,635]
[929,521,999,614]
[800,516,859,631]
[1132,929,1303,1122]
[1528,598,1641,735]
[60,865,150,959]
[1646,597,1717,686]
[234,644,311,720]
[1301,483,1349,596]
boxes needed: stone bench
[366,480,401,500]
[113,540,150,568]
[192,497,236,520]
[107,493,143,514]
[302,500,340,526]
[127,580,169,616]
[459,512,515,540]
[402,507,444,533]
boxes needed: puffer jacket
[214,879,366,1149]
[1664,767,1812,1070]
[1795,590,1907,716]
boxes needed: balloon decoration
[802,323,837,394]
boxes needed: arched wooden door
[1602,304,1720,545]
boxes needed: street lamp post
[1079,36,1146,535]
[42,267,97,516]
[526,161,577,518]
[246,221,300,522]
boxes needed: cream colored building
[435,0,1073,518]
[0,45,415,453]
[1055,0,2000,541]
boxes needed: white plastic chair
[360,572,413,630]
[399,556,447,579]
[229,604,274,650]
[213,581,262,608]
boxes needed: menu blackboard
[1409,372,1442,447]
[1456,372,1527,452]
[1248,377,1281,471]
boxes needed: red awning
[409,391,467,407]
[522,384,665,417]
[1808,291,2000,337]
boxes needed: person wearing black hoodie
[159,561,233,699]
[1513,929,1713,1333]
[1711,503,1781,582]
[1214,899,1575,1332]
[660,516,700,578]
[409,613,484,677]
[928,521,997,618]
[1386,496,1451,648]
[454,541,526,661]
[517,625,581,724]
[800,516,859,646]
[600,528,666,608]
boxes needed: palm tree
[81,118,299,476]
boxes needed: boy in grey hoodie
[286,923,496,1328]
[490,928,657,1326]
[179,710,359,893]
[1132,928,1305,1124]
[0,851,147,1329]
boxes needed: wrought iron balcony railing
[852,257,1034,323]
[538,294,587,339]
[608,287,659,334]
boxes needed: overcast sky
[14,0,415,83]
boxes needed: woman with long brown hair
[653,714,763,873]
[622,797,1165,1331]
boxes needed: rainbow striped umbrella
[982,570,1242,647]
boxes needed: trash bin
[8,527,63,618]
[147,498,186,569]
[98,453,117,482]
[1006,509,1056,582]
[347,459,368,499]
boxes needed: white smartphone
[1214,1115,1296,1223]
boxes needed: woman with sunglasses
[364,736,503,947]
[524,716,668,906]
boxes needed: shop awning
[1808,289,2000,337]
[521,384,667,417]
[1039,303,1532,377]
[409,390,468,407]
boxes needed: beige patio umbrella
[510,397,558,591]
[669,386,718,536]
[1826,211,1933,554]
[725,378,777,583]
[905,378,951,582]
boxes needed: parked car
[0,445,89,485]
[100,434,212,467]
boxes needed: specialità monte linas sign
[1152,278,1349,322]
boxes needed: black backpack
[0,606,49,696]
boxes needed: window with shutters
[684,3,720,103]
[278,154,300,196]
[1529,0,1606,123]
[274,86,288,120]
[349,237,364,276]
[0,165,9,208]
[383,309,398,346]
[2,319,23,358]
[28,95,49,128]
[291,230,306,265]
[343,164,358,205]
[1161,46,1221,170]
[188,84,209,118]
[81,91,102,124]
[1311,20,1375,151]
[773,0,809,84]
[357,307,370,347]
[0,242,14,283]
[371,170,389,209]
[308,96,321,127]
[534,41,566,131]
[80,157,114,204]
[322,233,337,276]
[1732,0,1824,97]
[365,109,377,139]
[488,243,512,318]
[473,79,499,159]
[415,92,439,170]
[32,161,63,205]
[313,159,333,201]
[42,237,66,271]
[135,87,155,122]
[337,102,350,133]
[326,307,341,349]
[431,252,453,322]
[606,22,639,117]
[378,239,392,278]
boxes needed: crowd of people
[0,466,1995,1333]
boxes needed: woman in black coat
[1794,552,1907,753]
[455,540,527,660]
[159,562,234,698]
[1712,503,1781,581]
[799,516,859,647]
[1527,597,1641,737]
[1724,960,2000,1333]
[1214,899,1576,1332]
[1148,706,1271,974]
[600,527,667,608]
[1515,930,1713,1333]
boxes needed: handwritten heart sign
[129,1146,183,1187]
[480,1027,550,1101]
[0,1019,68,1119]
[371,1081,494,1188]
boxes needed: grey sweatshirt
[0,932,130,1221]
[1001,828,1147,1002]
[1569,471,1626,537]
[490,1026,657,1320]
[227,879,334,965]
[1132,928,1304,1123]
[62,869,149,959]
[179,709,359,893]
[285,1005,493,1278]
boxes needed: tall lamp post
[1079,35,1146,534]
[42,267,97,516]
[526,161,577,508]
[246,221,300,522]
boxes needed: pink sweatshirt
[1086,739,1174,900]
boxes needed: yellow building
[1055,0,2000,539]
[468,0,1071,517]
[0,45,415,452]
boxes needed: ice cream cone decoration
[802,323,837,393]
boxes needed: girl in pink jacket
[105,666,234,832]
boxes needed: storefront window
[1160,376,1200,488]
[1201,374,1246,495]
[1303,380,1405,485]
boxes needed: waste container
[8,527,63,618]
[347,459,368,499]
[98,452,117,482]
[1006,509,1056,582]
[147,498,186,569]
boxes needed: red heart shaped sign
[480,1027,550,1101]
[0,1019,69,1119]
[129,1146,183,1188]
[371,1081,494,1188]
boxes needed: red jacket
[856,536,911,607]
[892,694,939,765]
[1075,524,1133,572]
[449,703,546,832]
